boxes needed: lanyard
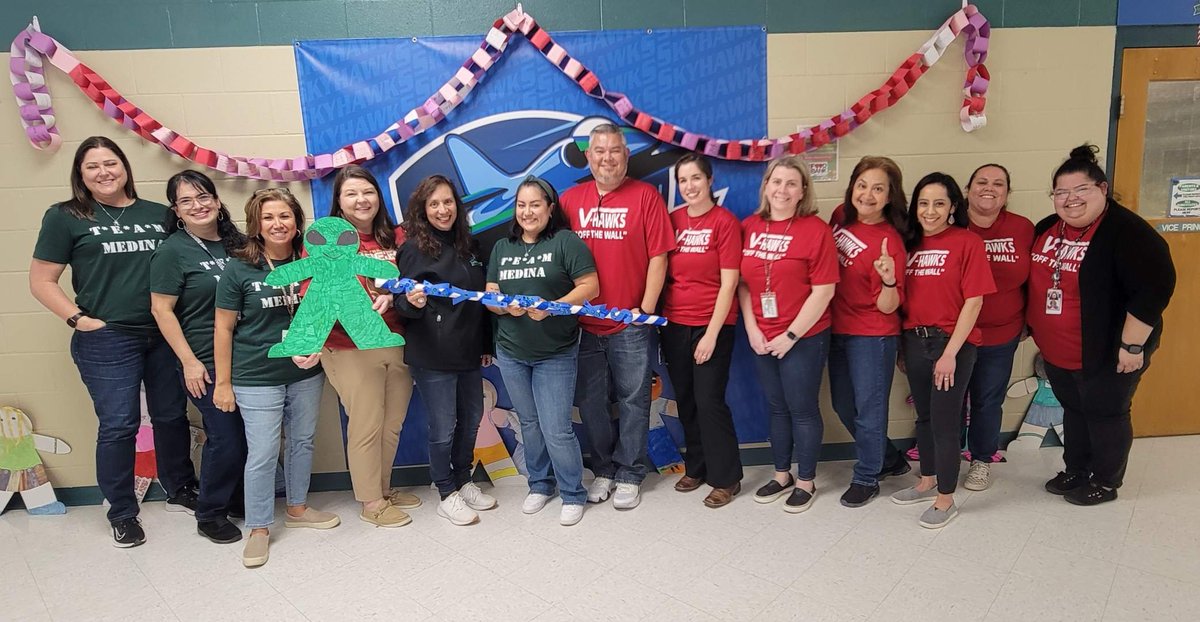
[763,215,796,293]
[263,253,298,318]
[183,227,221,264]
[1049,213,1101,289]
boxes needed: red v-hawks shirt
[901,226,996,346]
[562,178,677,335]
[1027,212,1105,370]
[969,210,1034,346]
[829,204,906,336]
[740,213,840,341]
[662,205,742,327]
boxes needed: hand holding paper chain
[10,5,990,176]
[379,278,667,327]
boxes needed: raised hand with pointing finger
[874,237,896,286]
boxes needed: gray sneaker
[964,460,991,491]
[891,485,938,505]
[918,503,958,529]
[612,483,641,510]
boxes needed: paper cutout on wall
[1004,354,1065,456]
[9,5,990,178]
[0,406,71,515]
[266,218,404,357]
[474,379,521,480]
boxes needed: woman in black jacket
[395,175,494,525]
[1027,144,1175,506]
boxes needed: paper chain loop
[9,5,988,179]
[378,278,668,327]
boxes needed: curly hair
[403,175,474,260]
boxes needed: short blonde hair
[756,155,816,218]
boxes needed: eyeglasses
[174,193,215,211]
[1049,184,1100,201]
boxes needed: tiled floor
[4,435,1200,621]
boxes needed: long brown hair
[755,156,816,219]
[403,175,474,260]
[840,156,914,247]
[62,136,138,220]
[231,188,306,263]
[329,165,397,250]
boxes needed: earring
[177,218,186,229]
[948,214,955,225]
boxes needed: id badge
[1044,288,1063,316]
[760,292,779,319]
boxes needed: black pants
[188,370,247,521]
[903,330,977,495]
[659,323,743,488]
[1043,355,1151,489]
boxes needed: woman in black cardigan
[1027,144,1175,506]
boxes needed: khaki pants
[322,346,412,502]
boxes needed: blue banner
[1118,0,1200,26]
[295,27,769,468]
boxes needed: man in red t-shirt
[561,122,677,510]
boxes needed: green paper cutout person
[266,217,404,357]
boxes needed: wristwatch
[1120,342,1144,355]
[66,312,86,328]
[785,331,799,342]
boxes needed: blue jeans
[497,346,587,505]
[234,373,325,529]
[187,369,247,521]
[753,329,830,481]
[829,334,898,486]
[964,335,1020,462]
[412,366,484,499]
[575,325,653,485]
[70,327,196,522]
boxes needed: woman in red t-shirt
[961,164,1034,491]
[893,173,995,529]
[738,156,839,514]
[316,166,418,528]
[828,156,914,508]
[660,154,744,508]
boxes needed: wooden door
[1113,47,1200,437]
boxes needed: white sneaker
[459,482,497,511]
[522,492,553,515]
[612,483,641,510]
[436,492,479,526]
[964,460,992,491]
[559,503,584,526]
[587,477,613,503]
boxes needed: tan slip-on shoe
[361,503,412,528]
[242,532,269,568]
[284,507,341,529]
[386,490,423,510]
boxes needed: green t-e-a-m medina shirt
[32,199,170,335]
[215,256,322,387]
[149,230,231,369]
[487,230,596,361]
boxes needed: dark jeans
[70,327,196,522]
[753,329,830,481]
[1044,354,1151,489]
[829,334,898,486]
[903,330,977,495]
[575,325,654,485]
[412,366,485,499]
[963,335,1020,463]
[659,323,743,488]
[188,369,247,522]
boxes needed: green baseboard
[16,433,1022,509]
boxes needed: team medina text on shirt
[88,223,167,254]
[906,249,950,276]
[1031,235,1090,273]
[497,251,554,280]
[249,280,301,309]
[576,206,629,240]
[983,238,1020,264]
[744,231,793,260]
[832,227,867,267]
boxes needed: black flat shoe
[754,475,795,503]
[1045,471,1089,495]
[839,483,880,508]
[1064,482,1117,506]
[198,517,243,544]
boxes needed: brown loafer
[675,476,704,492]
[703,483,741,508]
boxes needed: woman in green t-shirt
[149,170,248,546]
[213,188,338,568]
[486,177,598,527]
[29,136,198,548]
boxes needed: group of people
[29,127,1174,567]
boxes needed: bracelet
[882,280,897,288]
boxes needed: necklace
[96,202,125,226]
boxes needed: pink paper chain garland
[9,5,990,180]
